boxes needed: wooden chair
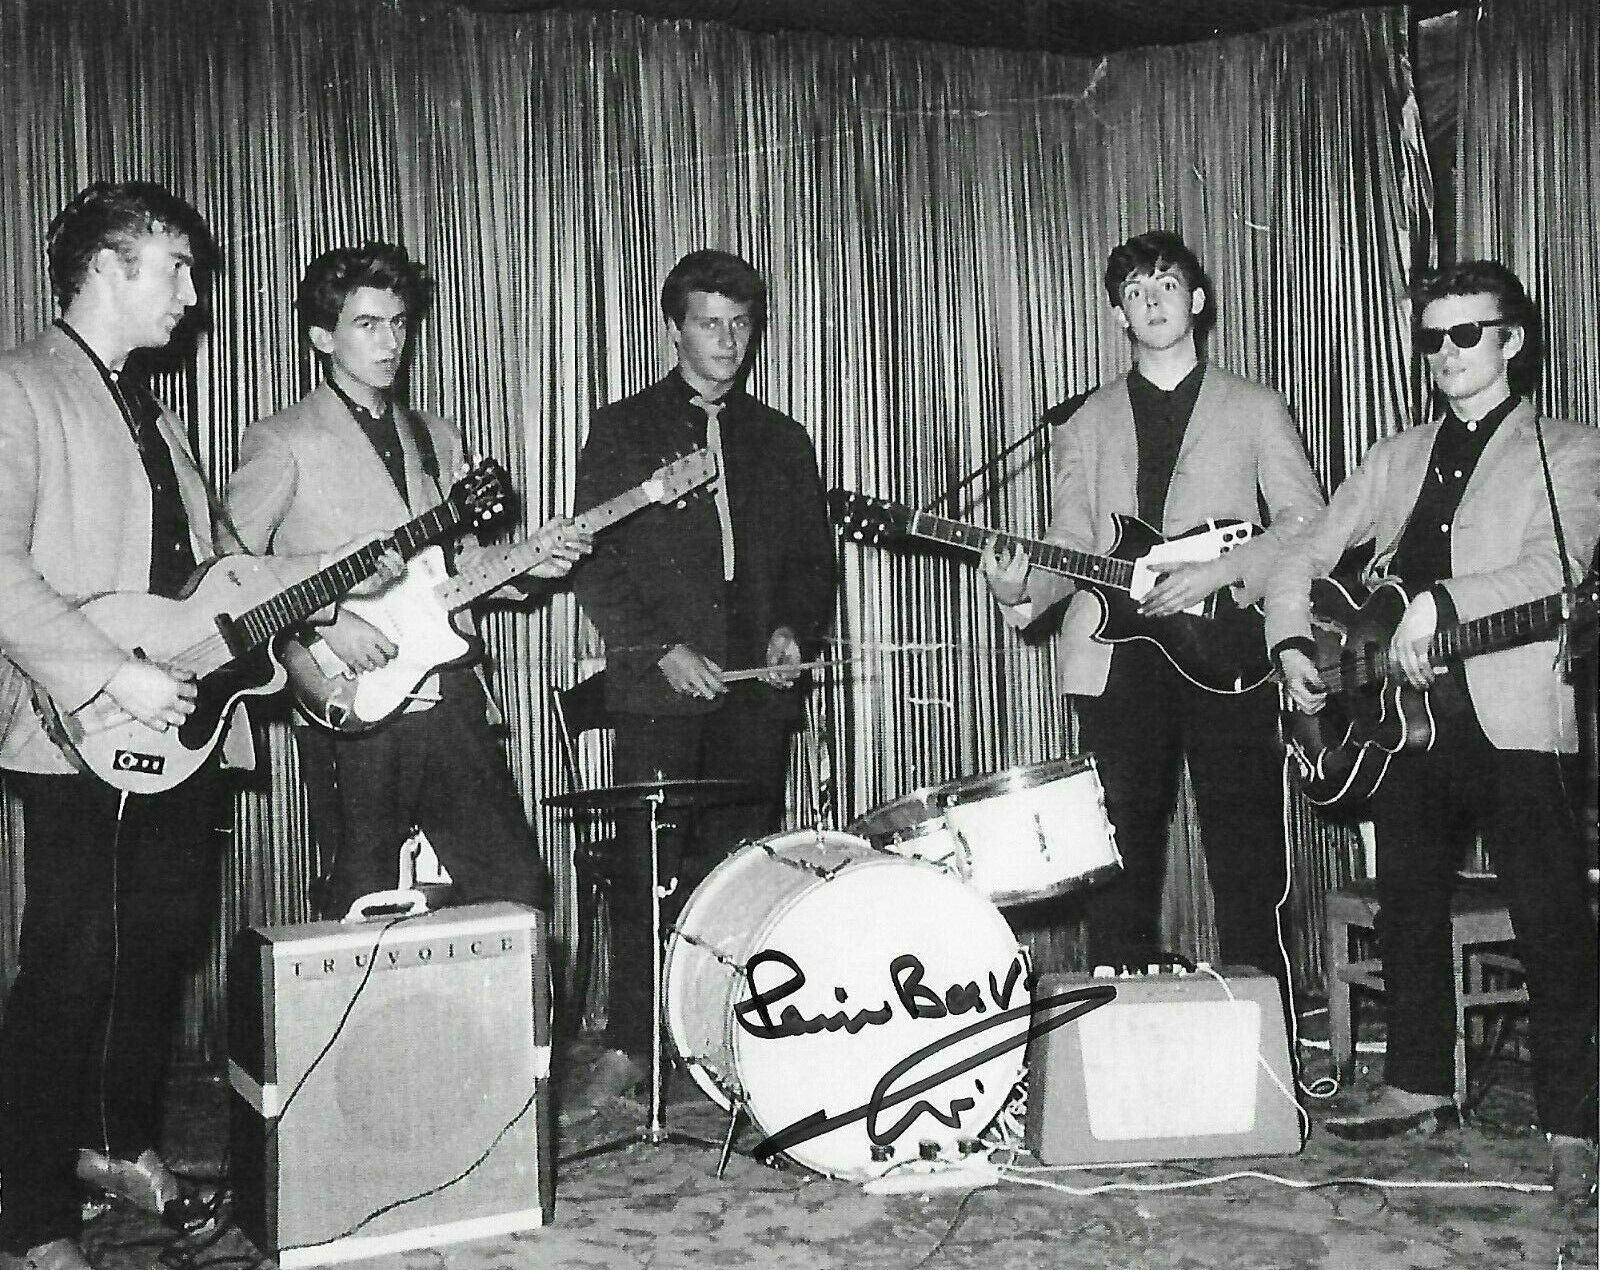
[1324,875,1527,1105]
[550,670,616,1035]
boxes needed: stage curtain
[0,0,1425,1049]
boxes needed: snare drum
[851,756,1121,906]
[664,829,1029,1180]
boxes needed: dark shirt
[1388,395,1518,590]
[56,321,197,599]
[1127,361,1206,524]
[328,380,411,501]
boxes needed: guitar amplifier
[228,902,553,1268]
[1025,966,1302,1165]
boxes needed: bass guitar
[286,448,718,732]
[34,461,512,794]
[1282,569,1600,809]
[828,489,1269,693]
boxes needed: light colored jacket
[1014,365,1325,695]
[0,326,249,773]
[1264,400,1600,752]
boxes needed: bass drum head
[666,829,1030,1180]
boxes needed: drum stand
[564,782,721,1165]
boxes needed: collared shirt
[1388,395,1518,590]
[328,379,412,501]
[56,320,197,599]
[1127,361,1206,524]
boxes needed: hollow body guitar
[829,489,1269,693]
[287,448,717,732]
[34,461,511,794]
[1283,570,1600,809]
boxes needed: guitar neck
[901,511,1134,593]
[1431,592,1569,665]
[436,481,662,611]
[228,499,475,652]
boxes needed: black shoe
[1324,1098,1461,1141]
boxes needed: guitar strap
[1532,415,1578,674]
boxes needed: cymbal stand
[565,781,718,1163]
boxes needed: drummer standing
[570,249,836,1114]
[980,230,1324,989]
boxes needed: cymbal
[545,777,763,812]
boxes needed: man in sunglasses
[1268,261,1599,1208]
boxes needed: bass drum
[664,829,1029,1180]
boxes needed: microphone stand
[921,390,1090,517]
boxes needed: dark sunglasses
[1416,318,1513,355]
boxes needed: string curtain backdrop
[0,0,1439,1056]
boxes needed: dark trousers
[603,688,794,1058]
[1369,711,1597,1137]
[0,770,223,1253]
[294,669,544,920]
[1074,639,1288,979]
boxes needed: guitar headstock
[643,448,718,504]
[451,459,515,529]
[827,489,912,546]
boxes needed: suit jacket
[225,383,461,558]
[224,383,492,719]
[1264,400,1600,752]
[0,326,249,774]
[572,371,836,717]
[1013,365,1325,696]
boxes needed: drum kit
[546,755,1121,1181]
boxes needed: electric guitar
[34,462,511,794]
[828,489,1270,693]
[286,448,718,732]
[1282,570,1600,809]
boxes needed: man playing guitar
[0,183,240,1270]
[1270,261,1598,1206]
[980,230,1324,995]
[224,242,589,919]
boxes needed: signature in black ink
[734,950,1030,1041]
[750,983,1116,1164]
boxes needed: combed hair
[660,249,766,328]
[297,242,433,333]
[46,181,213,306]
[1102,229,1215,336]
[1414,259,1540,389]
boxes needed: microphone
[921,390,1093,517]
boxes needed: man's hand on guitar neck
[979,539,1031,606]
[96,659,197,732]
[1389,591,1440,689]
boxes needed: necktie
[692,393,736,581]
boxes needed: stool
[1325,876,1528,1103]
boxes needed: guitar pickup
[112,749,166,776]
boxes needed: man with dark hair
[1271,260,1598,1207]
[571,248,835,1111]
[0,181,243,1270]
[981,229,1324,987]
[225,241,587,918]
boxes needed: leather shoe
[562,1048,647,1124]
[75,1148,210,1230]
[1324,1089,1461,1141]
[0,1238,94,1270]
[1549,1135,1598,1214]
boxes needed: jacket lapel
[309,385,414,523]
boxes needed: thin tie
[692,393,736,581]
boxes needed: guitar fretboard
[905,512,1136,593]
[226,497,478,657]
[436,477,680,611]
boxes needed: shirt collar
[327,376,393,427]
[1445,393,1518,438]
[1129,359,1206,399]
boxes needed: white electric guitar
[285,449,717,732]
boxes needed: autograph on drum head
[734,953,1117,1165]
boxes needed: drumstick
[717,658,839,683]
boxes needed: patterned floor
[74,1031,1594,1270]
